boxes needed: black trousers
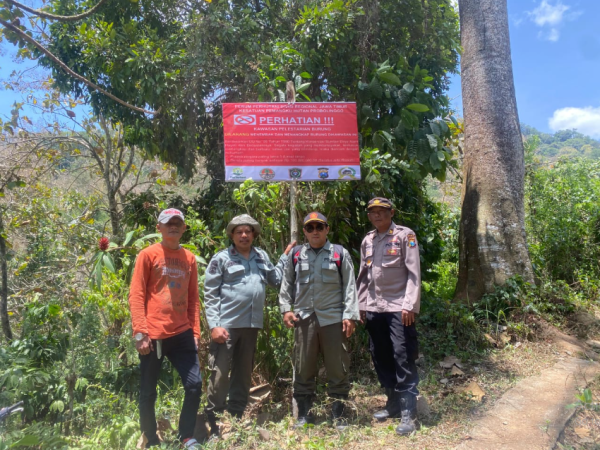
[365,311,419,395]
[139,328,202,445]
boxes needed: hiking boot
[228,409,244,419]
[395,392,420,436]
[331,395,348,431]
[293,395,313,430]
[373,388,401,421]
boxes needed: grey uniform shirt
[356,222,421,313]
[279,241,359,326]
[204,245,287,329]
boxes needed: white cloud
[549,107,600,139]
[529,0,569,26]
[546,28,560,42]
[526,0,580,42]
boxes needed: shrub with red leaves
[98,237,110,251]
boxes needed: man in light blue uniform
[203,214,294,438]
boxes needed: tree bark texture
[0,208,13,341]
[456,0,534,302]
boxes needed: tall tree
[456,0,534,302]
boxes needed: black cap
[303,212,328,225]
[367,197,393,209]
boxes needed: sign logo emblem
[231,167,245,179]
[338,167,357,179]
[233,115,256,125]
[259,168,275,180]
[289,168,302,179]
[318,168,329,179]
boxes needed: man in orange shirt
[129,208,202,448]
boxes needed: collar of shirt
[306,240,331,256]
[228,244,260,261]
[374,222,396,242]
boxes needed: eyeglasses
[304,224,326,233]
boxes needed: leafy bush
[526,157,600,283]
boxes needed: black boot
[331,395,348,431]
[228,409,243,419]
[206,411,220,441]
[395,392,419,436]
[293,395,313,430]
[373,388,401,421]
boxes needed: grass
[141,334,560,450]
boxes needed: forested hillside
[521,123,600,159]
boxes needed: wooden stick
[286,80,298,243]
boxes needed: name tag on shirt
[226,265,245,275]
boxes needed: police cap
[367,197,393,209]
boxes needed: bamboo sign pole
[286,80,298,244]
[290,181,298,243]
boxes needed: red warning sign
[222,103,361,181]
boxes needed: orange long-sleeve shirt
[128,243,201,339]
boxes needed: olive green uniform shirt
[279,241,359,325]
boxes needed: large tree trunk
[455,0,534,302]
[0,208,12,341]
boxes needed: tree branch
[0,18,157,115]
[4,0,110,22]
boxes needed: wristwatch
[134,332,146,342]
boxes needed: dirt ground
[148,314,600,450]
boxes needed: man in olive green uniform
[204,214,294,437]
[279,212,359,430]
[356,197,421,436]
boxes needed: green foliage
[26,0,460,178]
[526,157,600,283]
[472,277,529,324]
[521,124,600,160]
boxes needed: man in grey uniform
[280,212,359,430]
[356,197,421,436]
[204,214,294,437]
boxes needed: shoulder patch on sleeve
[208,259,219,274]
[407,234,417,248]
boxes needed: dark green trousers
[205,328,259,416]
[293,313,350,397]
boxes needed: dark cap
[303,212,328,226]
[367,197,393,209]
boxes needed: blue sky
[1,0,599,138]
[447,0,600,138]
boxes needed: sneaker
[182,437,201,448]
